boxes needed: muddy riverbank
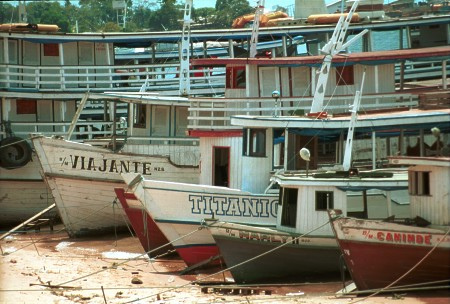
[0,225,448,304]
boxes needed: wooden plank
[0,203,56,240]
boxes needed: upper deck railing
[188,92,421,130]
[0,63,225,95]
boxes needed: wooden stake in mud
[101,286,108,304]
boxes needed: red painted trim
[191,46,450,66]
[175,245,222,266]
[114,188,173,256]
[188,130,243,137]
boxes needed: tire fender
[0,136,33,169]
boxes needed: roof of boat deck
[2,14,449,46]
[231,108,450,139]
[192,46,450,67]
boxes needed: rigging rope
[122,218,334,303]
[350,227,450,303]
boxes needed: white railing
[188,92,418,130]
[0,63,225,95]
[395,60,449,81]
[2,120,125,141]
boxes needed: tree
[192,7,216,28]
[77,0,117,32]
[148,0,183,31]
[101,21,122,32]
[213,0,253,29]
[26,2,71,32]
[0,3,17,24]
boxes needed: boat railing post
[35,68,39,90]
[3,38,10,89]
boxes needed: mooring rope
[2,199,125,255]
[122,218,334,304]
[349,227,450,303]
[55,223,207,286]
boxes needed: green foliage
[26,1,71,32]
[192,7,216,27]
[213,0,253,28]
[101,22,123,32]
[0,3,17,24]
[3,0,259,33]
[77,0,117,32]
[147,0,184,31]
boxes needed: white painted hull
[0,154,57,226]
[32,136,200,236]
[45,176,128,236]
[122,173,278,264]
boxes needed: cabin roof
[389,156,450,167]
[231,108,450,140]
[271,170,408,191]
[192,46,450,67]
[2,14,448,47]
[89,92,188,105]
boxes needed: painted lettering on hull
[224,228,312,245]
[59,155,165,175]
[361,229,440,246]
[190,194,278,218]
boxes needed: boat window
[43,44,59,57]
[409,171,431,196]
[280,187,298,228]
[16,99,37,115]
[243,128,266,157]
[335,65,354,86]
[175,107,188,137]
[315,191,334,211]
[151,106,170,136]
[133,104,146,128]
[226,66,246,89]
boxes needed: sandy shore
[0,225,448,304]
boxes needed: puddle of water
[55,241,74,251]
[102,250,149,260]
[2,247,17,254]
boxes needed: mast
[179,0,193,96]
[309,0,367,114]
[342,71,365,171]
[249,0,265,58]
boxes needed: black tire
[0,136,32,169]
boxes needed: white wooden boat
[208,170,409,283]
[121,173,278,266]
[329,156,450,291]
[121,4,449,269]
[121,3,449,266]
[31,93,200,236]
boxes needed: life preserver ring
[0,136,32,169]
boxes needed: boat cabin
[271,169,409,236]
[188,46,450,193]
[390,156,450,226]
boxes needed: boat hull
[114,187,173,257]
[122,173,278,266]
[152,220,220,266]
[32,136,199,236]
[331,215,450,290]
[210,222,341,284]
[0,154,57,227]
